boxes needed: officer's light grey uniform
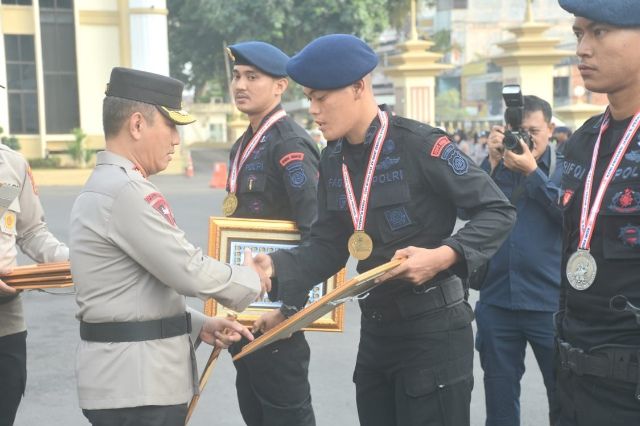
[71,151,260,410]
[0,144,69,425]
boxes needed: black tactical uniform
[557,113,640,425]
[270,106,516,426]
[228,104,320,426]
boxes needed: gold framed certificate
[204,217,346,332]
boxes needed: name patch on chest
[373,170,404,185]
[563,161,587,180]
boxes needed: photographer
[477,94,563,425]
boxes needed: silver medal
[566,249,597,291]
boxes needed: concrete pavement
[14,159,550,425]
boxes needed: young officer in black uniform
[556,1,640,424]
[224,41,320,426]
[250,34,516,426]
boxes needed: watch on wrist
[279,304,299,319]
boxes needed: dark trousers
[354,303,474,426]
[230,330,315,426]
[0,331,27,426]
[475,303,558,426]
[82,403,187,426]
[556,358,640,425]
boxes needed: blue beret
[227,41,289,78]
[287,34,379,90]
[559,0,640,27]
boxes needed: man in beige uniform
[0,142,69,425]
[70,67,263,426]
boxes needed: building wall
[0,0,171,159]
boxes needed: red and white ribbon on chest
[227,109,287,194]
[341,109,389,232]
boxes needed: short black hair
[103,96,156,139]
[524,95,552,123]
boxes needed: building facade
[0,0,170,160]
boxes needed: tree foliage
[168,0,408,101]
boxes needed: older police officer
[70,68,262,426]
[0,81,69,424]
[224,42,320,426]
[556,1,640,424]
[250,35,516,426]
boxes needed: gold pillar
[384,0,451,125]
[554,103,604,131]
[491,0,572,106]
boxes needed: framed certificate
[204,217,346,331]
[233,259,403,361]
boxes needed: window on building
[40,0,79,134]
[453,0,468,9]
[1,0,33,5]
[5,35,39,134]
[554,76,570,106]
[209,123,225,142]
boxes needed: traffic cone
[209,162,228,189]
[185,151,194,178]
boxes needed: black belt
[558,339,640,399]
[80,313,192,343]
[361,275,464,322]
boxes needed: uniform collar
[332,103,391,150]
[96,150,146,177]
[244,104,284,138]
[539,145,552,169]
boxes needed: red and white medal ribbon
[227,109,287,193]
[578,109,640,250]
[341,109,390,232]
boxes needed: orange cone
[209,162,228,188]
[185,151,194,178]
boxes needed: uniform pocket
[400,360,473,426]
[237,172,267,194]
[601,182,640,260]
[369,183,421,244]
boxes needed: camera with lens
[502,84,534,155]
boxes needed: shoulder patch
[285,162,307,188]
[144,192,176,226]
[439,144,469,176]
[279,152,305,167]
[27,166,39,195]
[430,136,450,157]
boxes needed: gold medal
[222,193,238,217]
[348,231,373,260]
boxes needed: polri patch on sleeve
[144,192,176,226]
[279,152,305,167]
[285,162,307,188]
[439,144,468,176]
[430,136,450,158]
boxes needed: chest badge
[609,188,640,213]
[4,211,15,232]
